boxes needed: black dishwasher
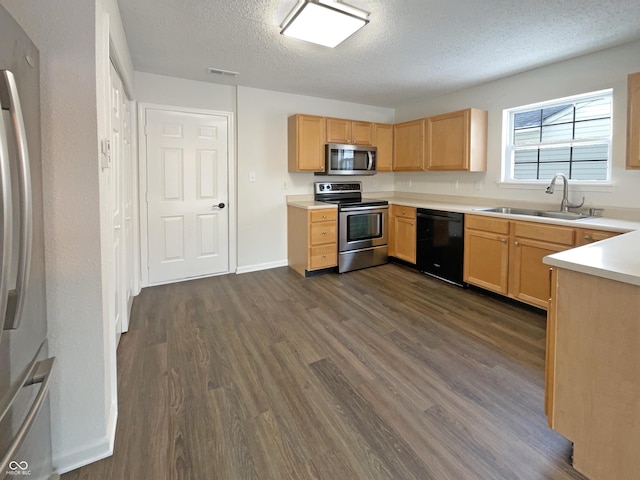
[416,209,465,286]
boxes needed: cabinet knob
[322,215,327,219]
[322,231,327,235]
[322,254,327,258]
[514,241,519,246]
[501,239,507,243]
[584,235,592,240]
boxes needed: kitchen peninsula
[543,231,640,480]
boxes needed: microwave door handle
[1,71,32,331]
[367,151,373,170]
[0,81,14,338]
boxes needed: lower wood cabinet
[389,205,416,263]
[464,214,622,310]
[575,227,619,246]
[287,206,337,276]
[509,221,574,309]
[464,215,510,294]
[546,268,640,479]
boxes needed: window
[504,90,612,183]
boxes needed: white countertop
[288,193,640,286]
[287,200,338,210]
[543,230,640,287]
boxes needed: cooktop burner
[314,181,388,209]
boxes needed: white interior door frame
[138,103,237,287]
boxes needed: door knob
[213,202,226,209]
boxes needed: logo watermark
[6,460,31,476]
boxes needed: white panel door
[109,62,125,346]
[122,93,134,330]
[145,109,229,284]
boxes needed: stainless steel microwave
[319,143,377,176]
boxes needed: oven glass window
[347,213,382,241]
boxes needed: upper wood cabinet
[393,119,425,171]
[626,72,640,169]
[426,108,487,172]
[288,114,325,172]
[326,117,373,145]
[373,123,393,172]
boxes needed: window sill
[497,181,616,193]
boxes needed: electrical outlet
[474,180,484,191]
[407,178,412,188]
[282,179,289,189]
[249,172,256,183]
[451,180,459,190]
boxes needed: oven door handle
[340,205,388,213]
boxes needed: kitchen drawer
[310,222,337,245]
[576,228,620,246]
[513,221,574,246]
[310,209,337,223]
[392,205,416,220]
[465,214,510,235]
[309,245,337,269]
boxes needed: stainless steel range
[314,181,389,273]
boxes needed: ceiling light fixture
[281,0,369,48]
[206,67,239,77]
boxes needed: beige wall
[393,39,640,211]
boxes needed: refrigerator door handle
[0,356,55,475]
[0,79,13,340]
[1,70,32,331]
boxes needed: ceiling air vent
[206,67,239,77]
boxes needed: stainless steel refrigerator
[0,4,56,479]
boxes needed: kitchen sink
[476,207,592,220]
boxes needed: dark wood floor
[63,263,586,480]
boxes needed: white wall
[235,86,395,272]
[135,71,236,112]
[0,0,109,473]
[393,39,640,211]
[132,75,395,273]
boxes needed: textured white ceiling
[118,0,640,108]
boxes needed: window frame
[501,89,613,187]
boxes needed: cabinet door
[545,267,558,426]
[326,117,351,144]
[426,108,487,172]
[288,114,325,172]
[393,119,425,171]
[510,237,566,309]
[627,72,640,169]
[374,123,393,171]
[464,228,509,294]
[394,216,416,264]
[575,228,619,246]
[427,110,468,170]
[351,121,373,145]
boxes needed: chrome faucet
[545,173,584,212]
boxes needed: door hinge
[100,138,111,169]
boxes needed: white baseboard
[236,259,288,274]
[53,402,118,474]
